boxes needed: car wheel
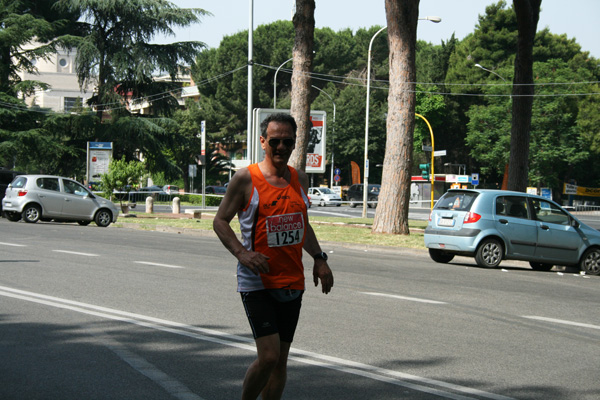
[95,209,113,227]
[77,220,92,226]
[349,198,357,208]
[475,238,503,268]
[336,203,341,207]
[23,205,41,223]
[368,197,377,209]
[4,211,22,222]
[319,200,325,207]
[529,262,554,271]
[429,249,455,264]
[580,247,600,276]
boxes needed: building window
[64,97,82,112]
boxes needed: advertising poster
[86,142,113,183]
[253,108,326,173]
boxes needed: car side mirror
[571,219,579,228]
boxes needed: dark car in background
[424,189,600,275]
[128,185,168,202]
[205,186,227,194]
[346,184,381,208]
[0,169,25,212]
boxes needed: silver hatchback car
[424,189,600,275]
[2,175,119,227]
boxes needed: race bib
[266,212,305,247]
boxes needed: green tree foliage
[55,0,210,116]
[0,0,79,93]
[466,58,596,190]
[0,0,82,170]
[101,156,146,205]
[49,0,210,182]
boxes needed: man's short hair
[260,113,297,138]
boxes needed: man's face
[261,121,296,166]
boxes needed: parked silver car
[2,175,119,227]
[424,189,600,275]
[308,187,342,207]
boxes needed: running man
[213,113,334,400]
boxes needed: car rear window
[11,176,27,189]
[435,191,478,211]
[37,177,60,192]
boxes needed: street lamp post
[444,163,466,175]
[273,57,294,109]
[362,16,441,218]
[474,63,507,82]
[312,85,336,188]
[415,113,435,209]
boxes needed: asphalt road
[1,218,599,399]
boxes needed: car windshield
[436,191,478,211]
[319,188,334,194]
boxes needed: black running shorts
[240,289,303,342]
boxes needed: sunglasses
[268,138,295,148]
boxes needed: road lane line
[134,261,185,269]
[362,291,447,304]
[0,285,512,400]
[0,242,26,247]
[53,250,99,257]
[94,334,206,400]
[523,316,600,330]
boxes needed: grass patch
[114,212,427,250]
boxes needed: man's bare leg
[260,341,291,400]
[242,334,283,400]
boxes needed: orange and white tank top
[236,163,310,292]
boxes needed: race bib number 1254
[266,212,305,247]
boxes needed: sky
[156,0,600,59]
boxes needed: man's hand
[313,260,334,294]
[237,250,270,275]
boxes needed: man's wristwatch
[312,251,328,261]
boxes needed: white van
[307,187,342,207]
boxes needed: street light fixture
[444,162,466,175]
[474,63,507,82]
[362,16,441,218]
[273,57,293,109]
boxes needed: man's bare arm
[297,170,334,294]
[212,169,270,275]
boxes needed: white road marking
[53,250,99,257]
[362,291,447,304]
[523,316,600,330]
[94,334,205,400]
[0,285,512,400]
[0,242,26,247]
[134,261,185,269]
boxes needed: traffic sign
[471,173,479,186]
[334,168,341,175]
[334,174,341,182]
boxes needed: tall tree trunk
[372,0,419,235]
[508,0,541,192]
[288,0,315,171]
